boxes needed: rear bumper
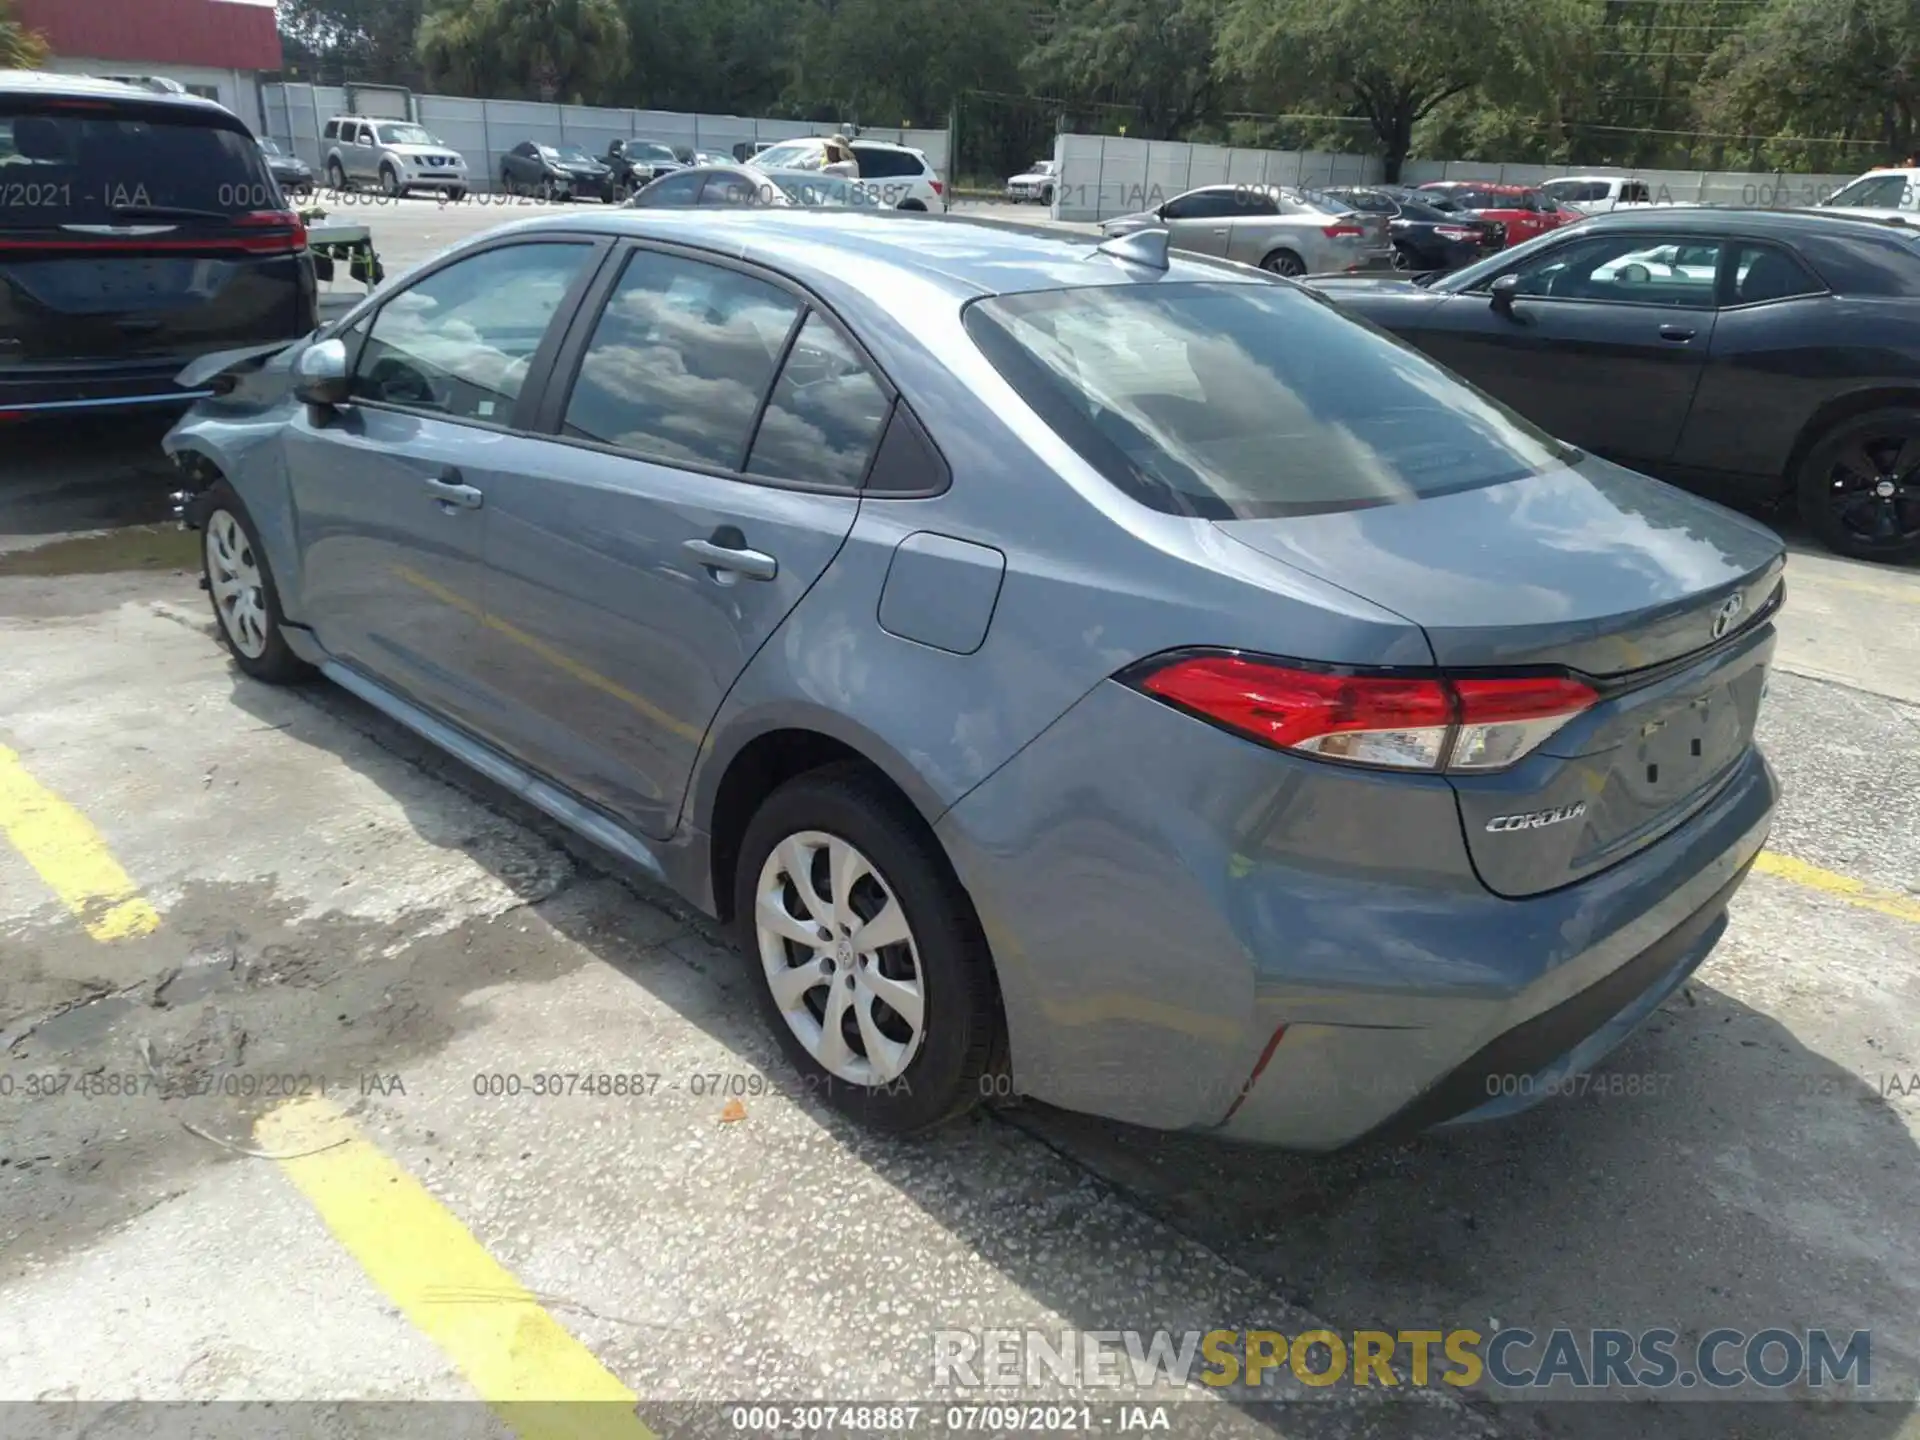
[0,361,213,418]
[936,679,1777,1149]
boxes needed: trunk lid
[1,95,308,369]
[1216,458,1786,896]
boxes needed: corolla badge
[1711,593,1745,640]
[1485,802,1588,834]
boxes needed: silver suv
[322,116,469,199]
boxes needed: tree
[1026,0,1223,139]
[1217,0,1508,179]
[1697,0,1919,167]
[789,0,1029,129]
[1,0,49,70]
[418,0,630,104]
[280,0,425,85]
[616,0,802,115]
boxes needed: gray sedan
[163,211,1781,1151]
[628,164,885,210]
[1102,182,1394,276]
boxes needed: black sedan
[499,141,615,201]
[1311,207,1920,561]
[603,138,684,199]
[1323,186,1504,271]
[258,139,314,197]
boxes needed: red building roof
[15,0,283,73]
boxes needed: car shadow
[0,414,182,543]
[216,666,1917,1440]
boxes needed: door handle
[423,469,484,510]
[683,533,778,582]
[1659,325,1697,342]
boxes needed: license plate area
[1625,681,1749,805]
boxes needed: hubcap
[754,831,925,1086]
[206,510,269,660]
[1826,431,1920,547]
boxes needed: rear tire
[1794,407,1920,563]
[733,763,997,1135]
[899,198,927,212]
[1260,249,1307,278]
[199,482,312,686]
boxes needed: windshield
[632,141,677,162]
[1823,173,1912,208]
[965,282,1572,519]
[377,124,439,146]
[259,139,283,156]
[0,105,281,225]
[555,146,595,164]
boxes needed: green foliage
[418,0,630,103]
[273,0,1906,175]
[0,0,50,69]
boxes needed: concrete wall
[42,56,264,130]
[1047,132,1382,222]
[1047,133,1863,221]
[261,84,951,195]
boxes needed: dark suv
[0,72,316,420]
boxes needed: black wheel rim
[1823,429,1920,549]
[1391,247,1411,271]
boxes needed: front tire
[1795,408,1920,562]
[380,165,402,198]
[1261,249,1307,278]
[326,159,347,192]
[200,482,311,685]
[733,764,998,1134]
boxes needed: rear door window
[965,281,1570,519]
[559,249,803,469]
[0,103,282,225]
[851,146,922,179]
[1162,189,1237,220]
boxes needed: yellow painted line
[257,1097,657,1440]
[0,741,159,941]
[1755,850,1920,926]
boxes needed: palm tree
[419,0,628,103]
[1,0,51,69]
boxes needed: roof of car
[1421,181,1536,194]
[0,68,232,114]
[481,207,1263,298]
[1575,205,1920,237]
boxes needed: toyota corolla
[162,210,1783,1149]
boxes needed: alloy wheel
[1264,251,1306,277]
[206,511,270,660]
[1391,246,1412,271]
[754,830,926,1087]
[1822,430,1920,551]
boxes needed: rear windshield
[0,104,279,225]
[964,282,1573,519]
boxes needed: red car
[1416,182,1580,247]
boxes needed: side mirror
[1488,273,1523,316]
[293,338,351,407]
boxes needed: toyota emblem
[1711,593,1745,640]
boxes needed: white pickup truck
[1816,167,1920,223]
[1540,176,1672,214]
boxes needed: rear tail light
[929,179,943,195]
[1434,225,1477,241]
[1127,653,1598,774]
[1322,223,1364,238]
[235,209,308,254]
